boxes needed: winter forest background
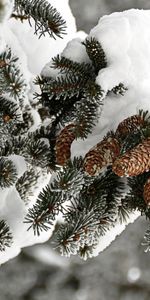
[1,1,150,300]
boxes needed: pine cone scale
[115,114,145,139]
[55,124,76,165]
[83,136,120,176]
[113,138,150,176]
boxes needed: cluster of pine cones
[55,112,150,206]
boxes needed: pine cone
[55,124,75,166]
[83,136,120,176]
[112,138,150,177]
[143,177,150,206]
[115,114,145,139]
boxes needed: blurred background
[70,0,150,33]
[1,1,150,300]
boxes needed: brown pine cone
[55,124,75,166]
[115,114,145,139]
[143,177,150,206]
[112,137,150,177]
[83,136,120,176]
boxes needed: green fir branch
[53,167,125,257]
[43,75,84,100]
[14,0,66,39]
[0,47,27,102]
[111,83,128,96]
[0,158,18,188]
[22,105,34,129]
[37,77,104,140]
[52,55,94,78]
[0,220,13,251]
[35,42,105,138]
[83,37,107,74]
[0,132,53,170]
[54,208,99,257]
[0,96,21,138]
[84,81,104,103]
[122,173,150,214]
[25,158,84,236]
[0,135,27,157]
[22,138,51,168]
[25,185,62,235]
[72,98,100,138]
[142,226,150,252]
[117,199,132,224]
[0,97,21,122]
[16,166,40,204]
[78,243,98,260]
[51,158,85,199]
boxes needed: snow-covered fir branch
[0,0,150,264]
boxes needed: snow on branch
[1,6,150,264]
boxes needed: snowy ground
[1,1,150,300]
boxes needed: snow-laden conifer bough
[0,0,150,264]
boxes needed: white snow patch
[9,155,27,178]
[62,37,90,63]
[0,25,6,54]
[90,9,150,92]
